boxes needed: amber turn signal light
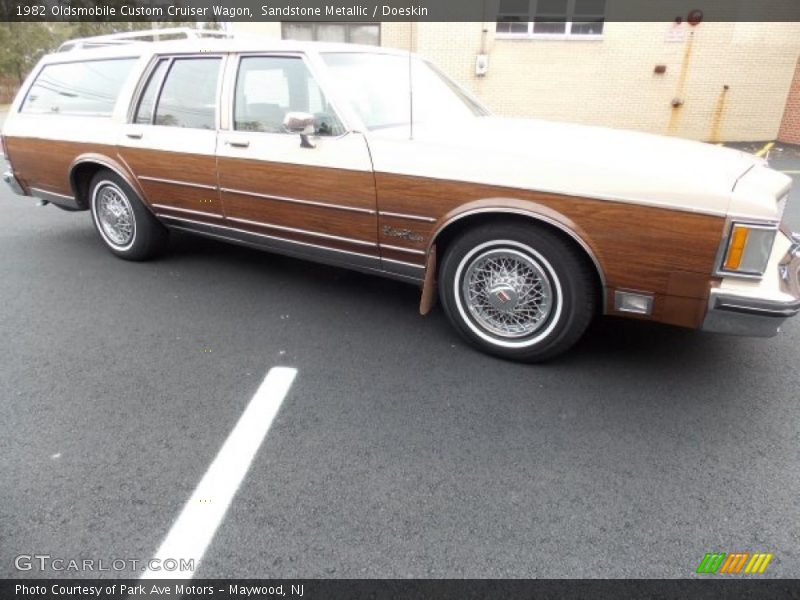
[724,225,750,271]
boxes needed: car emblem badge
[382,225,424,242]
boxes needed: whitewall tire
[439,222,596,362]
[89,170,168,261]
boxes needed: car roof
[45,37,416,64]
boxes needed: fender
[419,198,608,313]
[69,152,150,209]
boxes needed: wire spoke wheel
[461,248,555,339]
[94,183,135,249]
[439,224,596,361]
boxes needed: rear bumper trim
[3,170,28,196]
[28,187,81,211]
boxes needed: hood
[368,116,764,217]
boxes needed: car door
[118,54,226,222]
[216,53,378,272]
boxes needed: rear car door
[215,53,378,271]
[118,54,225,223]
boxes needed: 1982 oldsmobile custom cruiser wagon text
[3,29,799,361]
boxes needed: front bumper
[702,230,800,337]
[3,170,28,196]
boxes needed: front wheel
[89,170,168,261]
[438,222,596,362]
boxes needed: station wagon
[2,28,799,361]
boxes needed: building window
[282,23,380,46]
[496,0,605,38]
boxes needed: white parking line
[142,366,298,579]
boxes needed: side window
[134,59,168,125]
[234,56,343,136]
[21,58,137,117]
[153,58,221,130]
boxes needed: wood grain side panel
[143,181,220,215]
[217,157,376,212]
[118,146,223,216]
[4,137,116,196]
[605,288,712,329]
[121,147,218,188]
[379,246,426,267]
[217,156,378,255]
[222,192,377,243]
[375,172,726,297]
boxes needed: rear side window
[134,59,168,125]
[21,58,137,117]
[153,58,221,130]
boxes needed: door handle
[125,131,143,139]
[226,140,250,148]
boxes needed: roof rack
[57,27,232,52]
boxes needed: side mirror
[282,112,316,148]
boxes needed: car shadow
[166,230,747,374]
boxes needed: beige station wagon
[2,28,799,361]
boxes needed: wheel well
[432,212,605,312]
[70,162,106,210]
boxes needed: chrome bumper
[702,231,800,337]
[3,170,28,196]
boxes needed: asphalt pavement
[1,137,799,579]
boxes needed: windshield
[321,52,489,130]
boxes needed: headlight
[717,221,777,278]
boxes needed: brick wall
[381,21,800,143]
[233,20,800,142]
[779,57,800,145]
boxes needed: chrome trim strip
[379,243,426,255]
[381,257,425,269]
[30,187,74,201]
[226,216,377,248]
[156,214,379,261]
[715,300,800,318]
[150,203,223,220]
[379,211,436,223]
[165,223,420,284]
[702,287,800,337]
[139,175,217,191]
[220,186,375,215]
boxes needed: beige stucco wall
[233,21,800,142]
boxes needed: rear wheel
[439,222,596,362]
[89,171,168,261]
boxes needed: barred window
[497,0,605,38]
[282,23,380,46]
